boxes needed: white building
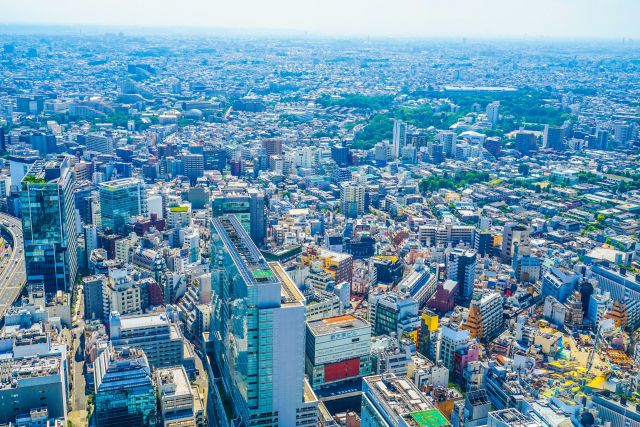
[392,119,407,158]
[157,366,205,427]
[486,101,500,126]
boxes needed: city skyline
[2,0,640,39]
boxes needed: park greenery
[418,170,490,193]
[345,89,574,150]
[315,94,395,111]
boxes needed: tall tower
[392,119,407,158]
[501,223,530,263]
[486,101,500,126]
[98,178,147,235]
[209,216,318,425]
[447,248,477,306]
[21,157,78,294]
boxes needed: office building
[0,328,68,425]
[361,373,451,427]
[85,133,114,155]
[591,264,640,330]
[487,409,540,427]
[99,178,148,235]
[486,101,500,126]
[596,129,609,150]
[447,248,477,306]
[615,123,632,143]
[94,346,157,427]
[440,131,457,158]
[21,157,78,294]
[515,128,536,156]
[261,138,282,156]
[439,324,472,374]
[340,182,365,218]
[209,216,318,426]
[210,187,267,246]
[156,367,205,427]
[181,154,204,183]
[109,311,185,369]
[541,266,580,304]
[484,137,500,158]
[392,119,407,158]
[29,133,57,155]
[368,290,419,337]
[542,125,565,151]
[417,310,439,361]
[470,290,503,341]
[331,144,349,167]
[501,223,529,263]
[305,314,372,389]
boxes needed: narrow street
[69,283,88,427]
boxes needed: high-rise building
[305,314,372,389]
[392,119,407,158]
[210,187,267,246]
[591,264,640,330]
[29,133,57,155]
[109,311,185,370]
[331,144,349,167]
[361,374,451,427]
[615,123,632,143]
[94,346,157,427]
[209,216,318,425]
[99,178,148,235]
[596,129,610,150]
[21,157,78,294]
[261,138,282,156]
[181,154,204,183]
[484,137,501,158]
[368,290,419,337]
[515,128,536,157]
[340,182,365,218]
[439,131,457,158]
[470,290,503,341]
[203,147,226,171]
[447,248,477,306]
[501,223,529,263]
[542,125,565,150]
[85,133,114,155]
[486,101,500,126]
[156,367,205,427]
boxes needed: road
[72,283,87,412]
[0,213,25,318]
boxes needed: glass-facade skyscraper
[99,178,148,235]
[209,216,318,426]
[211,187,267,246]
[94,345,157,427]
[21,157,78,294]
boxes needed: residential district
[0,32,638,427]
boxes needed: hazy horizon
[2,0,640,39]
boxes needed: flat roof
[120,313,168,330]
[307,314,369,336]
[410,409,450,427]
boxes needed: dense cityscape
[0,27,639,427]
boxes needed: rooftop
[307,314,370,336]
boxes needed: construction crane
[587,323,606,373]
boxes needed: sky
[2,0,640,39]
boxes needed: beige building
[157,366,205,427]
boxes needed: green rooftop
[170,205,189,212]
[410,409,449,427]
[251,269,275,279]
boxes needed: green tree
[518,164,530,177]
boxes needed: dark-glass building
[21,157,78,294]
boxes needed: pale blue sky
[2,0,639,38]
